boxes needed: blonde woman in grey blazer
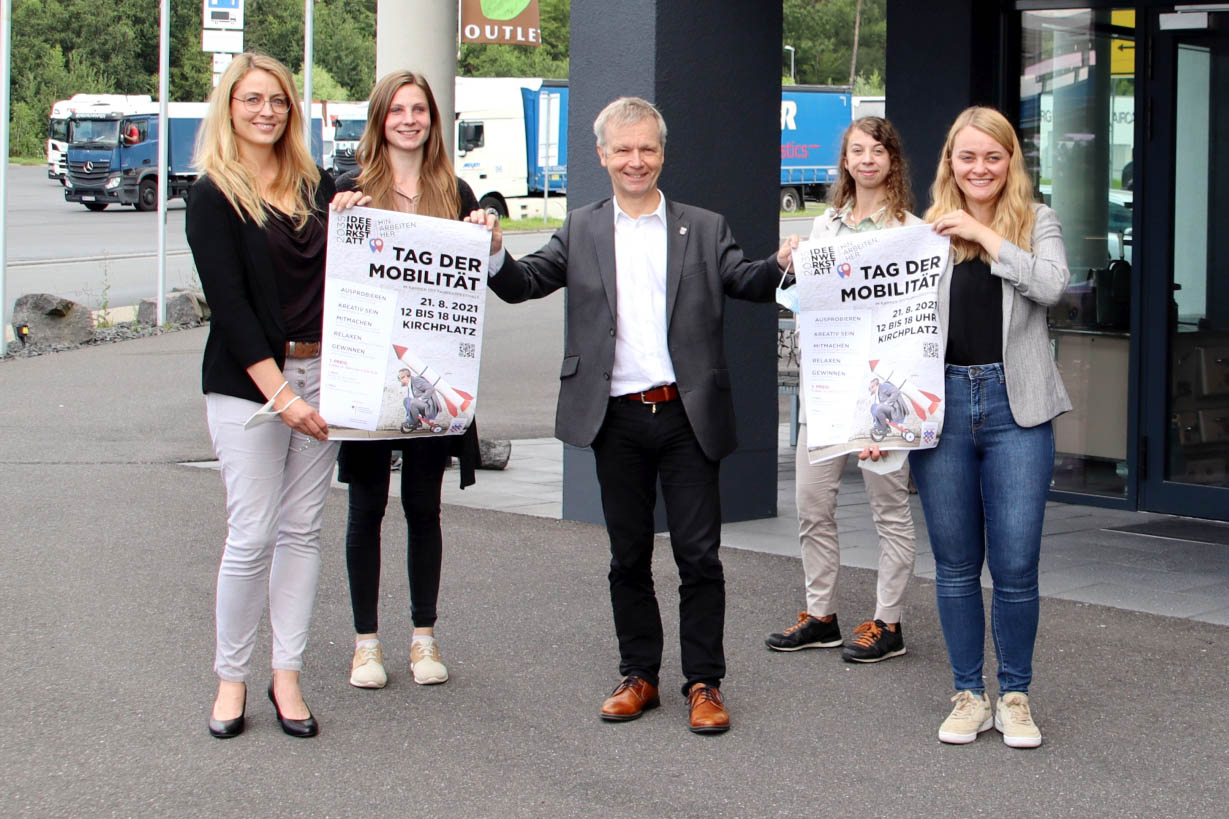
[912,107,1071,750]
[766,117,918,665]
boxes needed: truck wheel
[84,202,108,212]
[135,178,157,212]
[780,187,802,213]
[479,195,507,219]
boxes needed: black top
[330,171,481,487]
[945,258,1003,366]
[267,207,327,342]
[187,170,337,403]
[333,170,479,219]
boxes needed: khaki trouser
[795,427,916,623]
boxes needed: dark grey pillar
[886,0,1004,212]
[562,0,784,526]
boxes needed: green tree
[314,0,376,99]
[783,0,886,88]
[294,65,351,101]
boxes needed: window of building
[1020,8,1136,497]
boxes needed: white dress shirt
[485,192,677,397]
[609,192,675,396]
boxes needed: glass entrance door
[1140,9,1229,519]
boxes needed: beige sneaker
[995,692,1043,748]
[349,640,387,689]
[938,690,992,744]
[410,637,449,685]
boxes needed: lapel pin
[679,226,687,235]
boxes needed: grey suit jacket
[488,196,784,460]
[936,202,1073,427]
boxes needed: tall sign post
[202,0,244,87]
[156,0,170,325]
[1,0,10,356]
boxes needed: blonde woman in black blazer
[189,53,366,740]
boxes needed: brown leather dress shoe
[687,683,730,734]
[600,676,660,721]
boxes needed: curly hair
[194,53,320,228]
[827,117,914,223]
[924,106,1037,263]
[356,71,460,219]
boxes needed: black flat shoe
[268,682,319,738]
[208,687,246,739]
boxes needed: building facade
[887,1,1229,520]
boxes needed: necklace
[393,188,421,203]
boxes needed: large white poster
[794,224,951,462]
[319,207,489,440]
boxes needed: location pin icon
[370,238,384,253]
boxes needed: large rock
[11,293,94,346]
[137,290,206,326]
[172,288,210,321]
[478,438,511,470]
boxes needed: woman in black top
[914,107,1071,749]
[336,71,480,691]
[189,53,365,740]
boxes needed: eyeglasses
[232,94,291,114]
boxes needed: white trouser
[795,428,916,624]
[205,357,339,681]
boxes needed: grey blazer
[936,202,1072,427]
[488,196,784,461]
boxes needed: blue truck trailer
[64,104,324,211]
[779,86,853,212]
[455,79,850,216]
[455,77,568,219]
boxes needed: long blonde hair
[194,53,320,228]
[924,106,1036,263]
[356,71,460,219]
[828,116,914,223]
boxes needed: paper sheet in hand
[319,207,489,440]
[794,223,950,463]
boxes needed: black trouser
[590,397,725,696]
[344,439,449,632]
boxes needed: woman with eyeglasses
[188,52,367,739]
[333,71,480,692]
[911,106,1071,749]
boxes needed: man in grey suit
[470,97,793,734]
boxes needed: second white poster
[794,223,951,463]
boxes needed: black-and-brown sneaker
[841,619,906,663]
[765,612,842,651]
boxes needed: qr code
[922,342,940,359]
[459,342,476,359]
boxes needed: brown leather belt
[285,340,321,359]
[617,383,680,404]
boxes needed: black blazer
[186,170,337,403]
[489,197,784,461]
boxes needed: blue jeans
[909,364,1053,694]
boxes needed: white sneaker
[349,640,387,689]
[410,637,449,685]
[995,692,1043,748]
[938,690,992,744]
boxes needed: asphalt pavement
[1,327,1226,818]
